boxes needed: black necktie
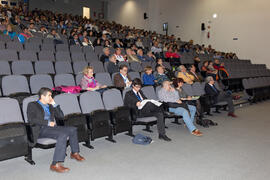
[136,92,142,101]
[212,85,218,93]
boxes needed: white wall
[107,0,150,29]
[108,0,270,68]
[29,0,104,18]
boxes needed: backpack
[132,134,152,145]
[52,85,82,94]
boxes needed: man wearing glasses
[124,78,171,141]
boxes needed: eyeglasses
[134,85,141,88]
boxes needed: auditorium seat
[73,61,88,74]
[82,46,94,54]
[94,46,103,57]
[79,91,114,142]
[70,45,83,53]
[95,72,113,86]
[40,43,55,52]
[75,73,84,85]
[102,88,132,136]
[30,74,54,94]
[22,95,57,162]
[71,52,86,62]
[2,75,30,96]
[34,61,55,74]
[118,61,130,68]
[6,41,24,51]
[0,34,12,42]
[55,61,73,74]
[54,73,75,87]
[182,83,194,96]
[130,62,142,72]
[0,97,31,164]
[28,37,43,44]
[24,43,41,52]
[85,51,99,62]
[0,49,19,61]
[19,50,38,61]
[38,51,55,61]
[56,44,69,52]
[128,71,141,80]
[141,86,158,100]
[55,51,72,61]
[121,88,158,132]
[54,93,91,147]
[12,60,35,75]
[89,61,105,73]
[0,41,6,49]
[42,38,54,44]
[0,61,11,75]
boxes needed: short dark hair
[38,87,52,99]
[156,64,163,70]
[132,78,142,87]
[119,64,128,70]
[173,78,184,88]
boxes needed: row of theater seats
[0,71,150,96]
[242,77,270,102]
[0,60,160,75]
[1,85,188,164]
[0,40,99,53]
[0,48,100,62]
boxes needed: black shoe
[159,134,172,141]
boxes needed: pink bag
[52,86,82,94]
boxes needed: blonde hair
[82,66,94,75]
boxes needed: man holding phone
[27,87,85,173]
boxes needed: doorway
[83,7,90,19]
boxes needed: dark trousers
[138,102,166,135]
[217,92,235,113]
[39,126,80,163]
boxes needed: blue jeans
[169,105,197,132]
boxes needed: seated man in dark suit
[107,55,119,74]
[27,88,85,173]
[204,76,237,118]
[113,64,132,89]
[124,78,171,141]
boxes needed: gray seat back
[55,61,73,74]
[95,72,113,86]
[22,95,39,122]
[35,61,55,74]
[54,93,81,116]
[12,60,34,75]
[0,98,24,125]
[30,74,54,94]
[0,61,11,75]
[102,88,123,110]
[54,74,75,87]
[2,75,30,96]
[90,61,105,73]
[73,61,88,74]
[80,91,105,114]
[141,86,158,100]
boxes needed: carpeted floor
[1,101,270,180]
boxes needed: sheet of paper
[138,99,162,110]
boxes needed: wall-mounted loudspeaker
[201,23,205,31]
[144,13,148,20]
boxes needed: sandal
[192,129,203,137]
